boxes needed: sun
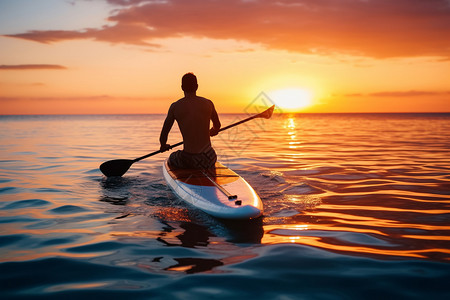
[268,88,313,111]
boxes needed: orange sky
[1,0,449,114]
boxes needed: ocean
[0,112,449,299]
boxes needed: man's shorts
[168,146,217,169]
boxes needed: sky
[1,0,450,114]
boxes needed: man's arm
[209,101,221,136]
[160,104,175,151]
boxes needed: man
[159,73,221,169]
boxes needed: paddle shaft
[133,106,273,162]
[133,141,183,162]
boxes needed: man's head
[181,73,198,93]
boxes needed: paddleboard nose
[231,205,262,219]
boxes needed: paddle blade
[258,105,275,119]
[99,159,134,177]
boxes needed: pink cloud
[0,64,67,70]
[346,90,450,97]
[4,26,160,47]
[4,0,450,58]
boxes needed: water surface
[1,113,449,299]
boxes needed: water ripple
[1,113,449,298]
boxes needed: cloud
[4,26,161,47]
[0,64,67,70]
[4,0,450,58]
[0,81,46,87]
[345,90,450,97]
[0,95,148,102]
[106,0,145,5]
[369,91,450,97]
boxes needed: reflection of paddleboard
[163,159,263,219]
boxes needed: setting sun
[268,88,314,112]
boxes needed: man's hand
[160,144,171,152]
[210,127,219,137]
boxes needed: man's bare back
[162,95,220,153]
[159,73,221,169]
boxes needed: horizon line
[1,111,450,116]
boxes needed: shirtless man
[159,73,221,169]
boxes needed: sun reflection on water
[284,117,303,151]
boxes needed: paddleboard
[163,159,263,219]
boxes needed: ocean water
[0,112,449,299]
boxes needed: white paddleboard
[163,159,263,219]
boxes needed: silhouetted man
[159,73,221,169]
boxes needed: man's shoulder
[170,97,186,108]
[173,97,186,104]
[197,96,214,105]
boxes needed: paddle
[99,105,275,177]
